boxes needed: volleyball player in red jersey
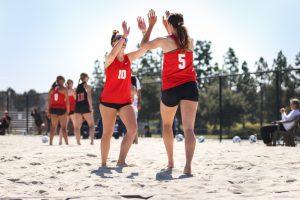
[59,79,76,145]
[100,21,146,167]
[47,76,70,145]
[139,10,198,175]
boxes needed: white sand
[0,135,300,200]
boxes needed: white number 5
[178,54,186,69]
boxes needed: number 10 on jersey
[178,54,186,69]
[118,70,126,79]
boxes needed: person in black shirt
[0,111,11,135]
[31,108,43,134]
[74,73,95,145]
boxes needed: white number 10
[178,54,186,69]
[118,70,126,79]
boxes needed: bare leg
[160,101,178,169]
[69,114,76,136]
[74,114,83,145]
[117,105,137,166]
[50,115,59,145]
[100,105,117,167]
[180,100,198,175]
[58,113,68,145]
[59,115,69,145]
[83,113,95,145]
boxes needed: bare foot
[116,161,128,167]
[183,165,192,175]
[101,163,107,167]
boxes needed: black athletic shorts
[69,111,75,115]
[75,106,91,114]
[50,108,67,116]
[100,102,132,110]
[161,81,199,107]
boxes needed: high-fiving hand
[162,10,170,29]
[122,21,130,38]
[137,17,146,33]
[148,9,157,27]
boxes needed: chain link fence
[1,69,300,141]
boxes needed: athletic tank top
[68,95,75,112]
[162,35,196,91]
[75,83,90,112]
[101,55,132,104]
[50,86,66,109]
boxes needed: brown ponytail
[79,73,88,84]
[168,13,190,50]
[111,30,119,46]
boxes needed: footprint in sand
[86,154,97,157]
[30,162,42,166]
[37,189,48,194]
[7,178,20,182]
[94,183,108,188]
[13,156,22,160]
[32,181,44,185]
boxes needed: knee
[163,124,173,131]
[89,124,95,131]
[183,128,196,139]
[61,126,67,133]
[125,124,137,137]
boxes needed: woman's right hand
[137,16,146,33]
[162,10,170,29]
[122,21,130,38]
[147,9,157,27]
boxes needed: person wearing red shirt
[48,76,70,145]
[59,79,76,145]
[139,10,198,175]
[99,21,146,167]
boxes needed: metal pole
[6,91,9,112]
[275,71,280,120]
[26,92,29,134]
[219,76,223,143]
[260,83,263,128]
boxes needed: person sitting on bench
[261,98,300,146]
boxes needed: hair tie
[178,21,184,26]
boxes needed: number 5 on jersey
[178,54,186,69]
[118,70,126,79]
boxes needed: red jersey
[162,35,196,91]
[100,55,132,104]
[68,95,75,112]
[50,86,67,109]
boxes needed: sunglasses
[114,36,128,43]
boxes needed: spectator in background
[261,98,300,146]
[131,76,140,144]
[31,108,43,134]
[0,111,11,135]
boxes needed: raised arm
[162,10,171,34]
[105,21,130,68]
[127,17,147,62]
[140,9,157,46]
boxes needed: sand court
[1,135,300,200]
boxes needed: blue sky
[0,0,299,93]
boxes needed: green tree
[223,48,239,89]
